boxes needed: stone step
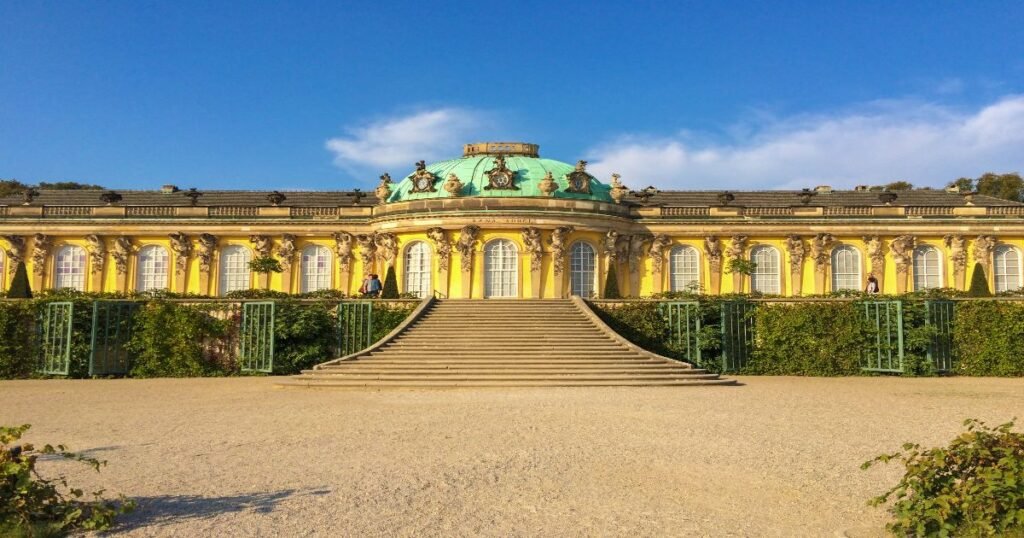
[324,358,667,365]
[277,378,737,388]
[293,373,722,382]
[307,365,705,373]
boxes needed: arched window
[484,239,518,298]
[830,245,861,291]
[54,245,87,291]
[301,245,332,293]
[219,245,251,296]
[993,245,1023,292]
[569,242,597,297]
[669,245,700,292]
[750,245,780,294]
[136,245,169,291]
[0,250,4,287]
[403,241,432,298]
[912,245,943,290]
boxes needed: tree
[948,177,975,192]
[0,179,29,198]
[248,256,282,274]
[37,181,104,190]
[975,172,1023,202]
[884,181,914,191]
[6,262,32,299]
[603,264,622,299]
[380,267,399,299]
[967,262,992,297]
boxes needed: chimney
[853,185,869,191]
[814,185,833,194]
[161,184,179,194]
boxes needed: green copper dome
[386,142,614,203]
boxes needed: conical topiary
[6,261,32,299]
[380,266,399,299]
[967,262,992,297]
[603,263,622,299]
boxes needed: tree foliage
[248,256,282,274]
[7,262,32,299]
[603,264,621,299]
[380,267,399,299]
[947,172,1024,202]
[863,418,1024,537]
[0,179,104,199]
[0,424,134,536]
[884,181,915,191]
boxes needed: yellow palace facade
[2,142,1024,298]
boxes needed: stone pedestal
[896,270,908,294]
[115,272,128,292]
[199,271,211,296]
[653,270,664,295]
[461,267,472,299]
[338,268,351,296]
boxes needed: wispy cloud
[586,96,1024,190]
[325,108,487,177]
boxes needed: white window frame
[484,239,518,298]
[136,245,169,292]
[219,245,252,296]
[54,245,87,291]
[300,244,333,293]
[403,241,432,298]
[993,245,1023,293]
[750,245,780,294]
[669,245,700,292]
[912,245,943,290]
[830,245,862,291]
[569,241,597,298]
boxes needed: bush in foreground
[863,418,1024,536]
[1,424,134,536]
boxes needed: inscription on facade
[470,217,536,224]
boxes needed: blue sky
[2,1,1023,191]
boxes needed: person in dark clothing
[865,273,880,294]
[362,273,383,298]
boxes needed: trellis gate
[337,301,374,357]
[89,301,140,376]
[659,301,702,365]
[239,301,275,373]
[38,302,74,375]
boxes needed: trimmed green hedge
[0,295,418,379]
[747,302,869,376]
[953,301,1024,376]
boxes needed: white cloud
[326,108,486,176]
[586,96,1024,190]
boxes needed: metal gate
[337,301,373,357]
[721,301,755,372]
[926,299,954,372]
[38,302,74,375]
[660,301,702,364]
[89,301,140,376]
[861,300,904,373]
[240,301,275,373]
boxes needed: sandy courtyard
[1,377,1021,537]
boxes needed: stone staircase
[276,298,735,388]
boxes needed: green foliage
[863,418,1024,537]
[248,256,282,274]
[884,181,915,191]
[746,302,870,375]
[725,258,757,275]
[968,263,992,297]
[369,303,417,344]
[0,424,134,535]
[127,301,235,377]
[0,179,30,198]
[603,264,621,299]
[7,262,32,299]
[953,301,1024,376]
[35,181,104,190]
[271,301,336,375]
[380,267,399,299]
[0,302,37,379]
[952,172,1024,202]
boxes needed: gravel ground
[1,376,1021,537]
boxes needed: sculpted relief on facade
[704,236,722,273]
[277,234,296,271]
[2,235,26,273]
[31,234,50,277]
[890,235,916,275]
[169,232,191,275]
[197,234,217,274]
[521,227,543,272]
[550,226,574,276]
[456,225,480,273]
[333,232,353,272]
[86,234,106,275]
[648,234,672,275]
[112,237,132,276]
[810,233,837,274]
[426,227,451,272]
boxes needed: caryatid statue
[784,235,805,272]
[725,235,748,262]
[426,227,451,272]
[374,232,398,268]
[168,232,192,275]
[973,235,998,272]
[249,235,272,259]
[602,230,619,261]
[197,234,217,274]
[863,235,884,274]
[703,236,722,273]
[521,227,543,272]
[85,234,106,275]
[943,234,967,273]
[356,233,377,275]
[549,226,575,276]
[31,234,50,277]
[112,237,133,275]
[648,234,672,274]
[277,234,296,271]
[628,234,653,273]
[810,233,837,273]
[455,225,480,273]
[890,235,916,274]
[2,235,26,273]
[333,231,353,271]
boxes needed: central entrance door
[484,239,518,298]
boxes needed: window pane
[750,246,780,294]
[301,245,332,293]
[913,246,942,290]
[403,242,431,298]
[484,240,517,298]
[137,246,169,292]
[55,246,87,291]
[670,245,700,292]
[994,246,1022,292]
[831,246,861,291]
[569,242,596,297]
[220,245,251,296]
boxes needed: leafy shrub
[863,418,1024,537]
[380,267,399,299]
[127,301,235,377]
[370,303,417,343]
[953,301,1024,376]
[7,262,32,299]
[271,301,336,374]
[248,256,282,274]
[603,264,621,299]
[0,301,37,379]
[746,302,871,375]
[1,424,134,535]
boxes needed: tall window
[54,245,87,291]
[750,245,780,294]
[569,242,596,297]
[830,245,861,291]
[0,250,4,288]
[219,245,251,296]
[994,245,1022,292]
[669,245,700,292]
[136,245,169,291]
[484,239,518,298]
[913,245,943,290]
[301,245,332,293]
[403,241,432,298]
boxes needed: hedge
[592,297,1023,377]
[0,293,418,379]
